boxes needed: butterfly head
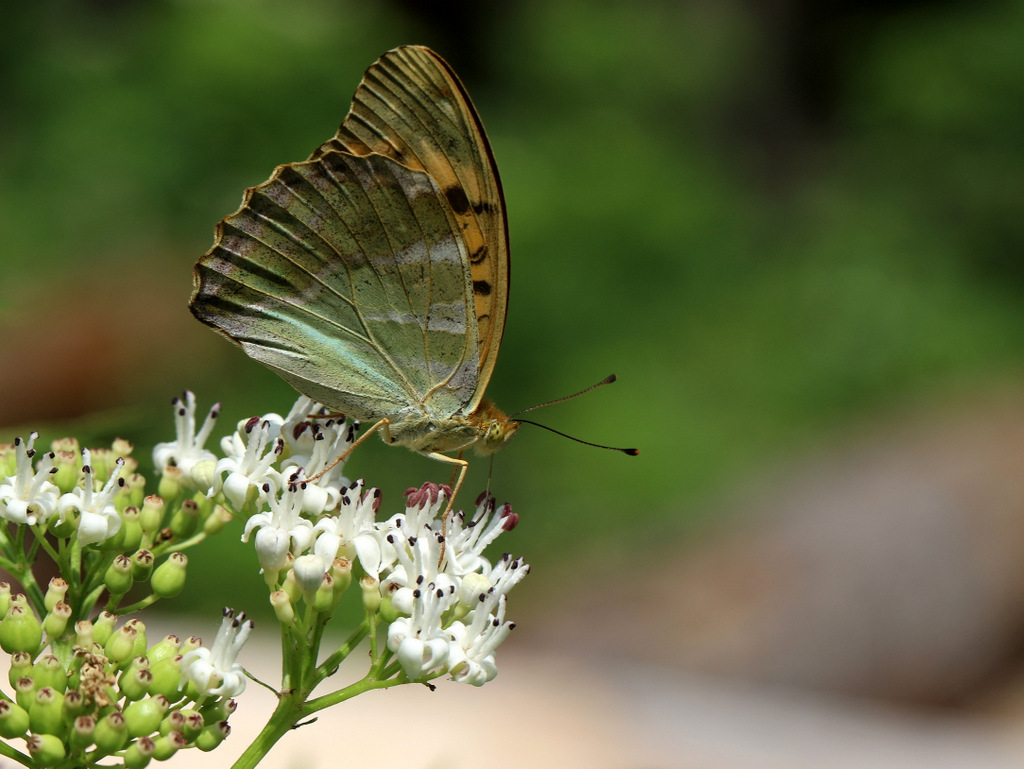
[473,399,520,455]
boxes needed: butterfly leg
[305,417,390,483]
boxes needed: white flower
[386,582,456,679]
[180,608,253,698]
[312,480,384,576]
[57,450,124,545]
[0,433,59,525]
[446,591,512,686]
[210,418,283,510]
[242,479,315,574]
[444,495,520,577]
[152,392,219,477]
[281,418,356,516]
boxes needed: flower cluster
[154,393,529,686]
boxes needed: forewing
[190,151,480,420]
[313,45,509,411]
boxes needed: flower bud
[311,574,335,613]
[128,549,154,582]
[139,496,165,535]
[93,612,117,646]
[9,651,32,687]
[199,697,236,724]
[104,556,134,598]
[331,557,352,595]
[157,466,185,503]
[123,473,147,509]
[124,695,169,738]
[123,736,156,769]
[50,447,80,493]
[169,499,200,539]
[0,700,30,739]
[270,590,295,626]
[43,578,68,612]
[159,709,185,736]
[152,729,188,760]
[360,576,382,615]
[151,553,188,598]
[105,624,139,666]
[15,677,37,711]
[146,654,183,701]
[176,709,204,740]
[62,690,87,722]
[120,668,153,701]
[203,504,233,536]
[0,582,11,616]
[195,719,230,751]
[28,687,65,736]
[27,732,66,766]
[0,604,42,654]
[118,505,144,551]
[31,655,67,693]
[124,619,148,658]
[190,460,217,495]
[68,714,95,752]
[147,634,181,664]
[93,710,128,754]
[42,601,72,638]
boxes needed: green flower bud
[27,732,67,766]
[311,573,335,613]
[157,466,185,503]
[360,576,382,616]
[123,736,156,769]
[93,612,117,646]
[0,700,30,739]
[159,709,184,736]
[0,604,42,654]
[124,619,148,658]
[50,447,80,493]
[147,634,181,664]
[0,582,11,616]
[123,473,147,509]
[139,496,165,535]
[195,719,230,751]
[124,695,169,738]
[15,677,37,711]
[31,655,67,693]
[332,557,353,595]
[190,461,217,495]
[270,590,295,627]
[104,555,134,598]
[176,709,204,740]
[203,504,233,536]
[43,578,68,612]
[62,690,87,722]
[74,620,94,648]
[9,651,32,687]
[93,710,128,754]
[199,697,236,725]
[152,730,188,760]
[179,635,202,656]
[147,654,183,701]
[28,687,65,736]
[42,601,72,638]
[112,437,134,458]
[118,505,144,550]
[104,624,138,666]
[131,549,155,581]
[151,553,188,598]
[68,714,95,752]
[119,668,153,701]
[168,499,200,539]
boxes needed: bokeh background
[4,1,1024,766]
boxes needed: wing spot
[470,245,488,264]
[473,280,491,296]
[444,185,471,215]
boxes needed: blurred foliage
[2,0,1024,614]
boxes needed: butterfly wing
[190,46,508,422]
[312,45,509,413]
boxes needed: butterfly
[190,46,516,505]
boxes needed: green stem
[0,739,30,767]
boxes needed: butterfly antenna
[512,374,620,416]
[516,419,639,455]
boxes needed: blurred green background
[2,0,1024,617]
